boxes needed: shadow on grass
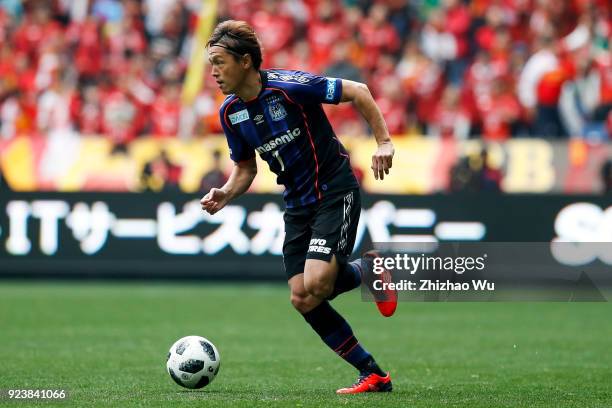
[168,387,412,398]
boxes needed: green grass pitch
[1,282,611,407]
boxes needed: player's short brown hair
[207,20,263,70]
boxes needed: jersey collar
[241,70,268,103]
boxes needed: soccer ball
[166,335,221,389]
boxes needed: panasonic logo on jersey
[256,128,301,154]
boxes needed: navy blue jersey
[219,69,359,208]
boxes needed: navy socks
[301,301,384,375]
[327,259,362,300]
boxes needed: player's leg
[324,252,397,317]
[305,190,362,300]
[325,257,363,301]
[282,194,360,303]
[286,243,391,392]
[303,256,339,299]
[306,190,397,315]
[288,272,321,313]
[283,191,391,393]
[300,190,391,393]
[295,256,391,393]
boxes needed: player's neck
[235,70,262,102]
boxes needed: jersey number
[272,151,285,171]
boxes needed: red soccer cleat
[363,251,397,317]
[336,372,393,394]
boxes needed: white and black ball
[166,336,220,389]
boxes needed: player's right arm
[340,79,394,181]
[200,157,257,215]
[273,71,393,180]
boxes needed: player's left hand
[200,188,229,215]
[372,141,394,180]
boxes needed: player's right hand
[200,188,229,215]
[372,141,394,181]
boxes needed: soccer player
[201,20,396,394]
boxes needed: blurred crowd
[1,0,196,145]
[0,0,611,145]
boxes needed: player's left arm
[340,79,394,180]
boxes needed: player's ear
[241,54,252,70]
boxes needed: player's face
[208,47,247,95]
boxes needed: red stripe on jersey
[265,87,322,200]
[333,136,349,158]
[222,97,240,132]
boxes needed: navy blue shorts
[282,189,361,279]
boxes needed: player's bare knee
[303,277,333,299]
[290,292,317,313]
[290,292,306,310]
[304,261,336,299]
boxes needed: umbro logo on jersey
[253,114,264,125]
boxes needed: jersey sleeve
[219,107,255,163]
[271,71,343,105]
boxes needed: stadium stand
[0,0,610,141]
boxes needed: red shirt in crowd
[358,19,400,69]
[66,18,104,78]
[308,19,347,72]
[410,65,444,124]
[595,54,612,105]
[151,95,181,137]
[77,90,103,135]
[252,9,294,61]
[445,3,471,58]
[475,25,496,51]
[537,57,575,106]
[479,91,521,140]
[101,90,142,144]
[12,15,62,62]
[376,95,408,135]
[431,103,471,138]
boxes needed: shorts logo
[228,109,249,125]
[309,238,331,254]
[269,102,287,121]
[253,114,264,125]
[325,79,336,101]
[338,191,353,253]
